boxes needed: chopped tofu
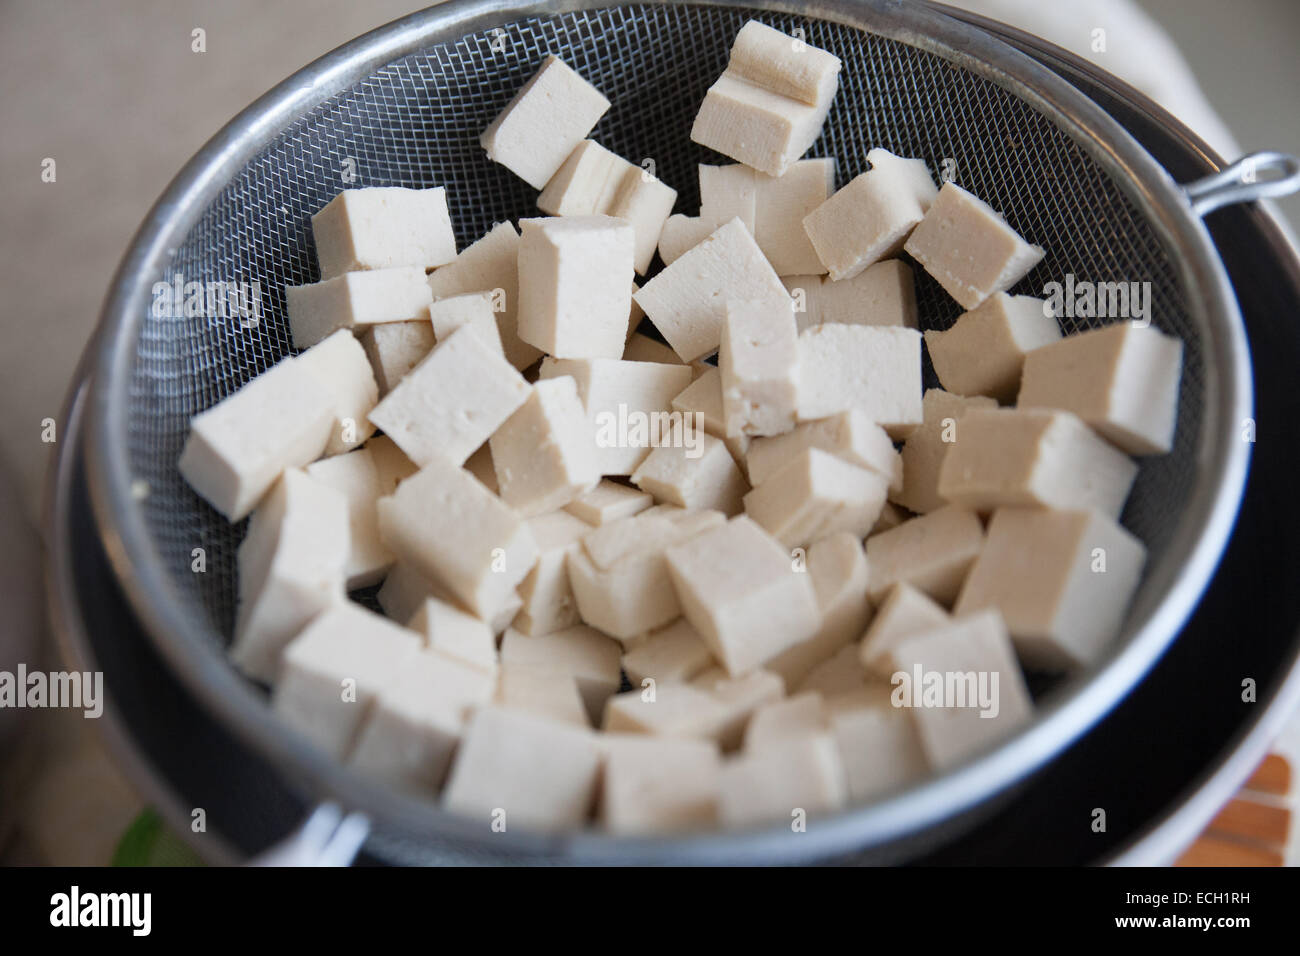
[744,447,889,548]
[827,692,929,801]
[178,355,334,521]
[746,409,901,489]
[744,692,828,750]
[377,455,538,620]
[304,446,393,589]
[623,332,683,365]
[719,298,799,436]
[955,507,1147,670]
[633,218,791,363]
[310,187,456,279]
[408,596,499,675]
[272,603,421,759]
[600,735,722,834]
[489,376,599,516]
[230,469,349,682]
[296,329,379,456]
[882,609,1033,770]
[621,618,716,686]
[937,408,1139,518]
[495,666,591,727]
[796,324,923,435]
[286,266,433,348]
[818,258,918,328]
[904,182,1044,310]
[367,324,530,467]
[442,706,602,831]
[657,214,717,265]
[517,215,635,359]
[863,148,939,211]
[500,625,623,725]
[513,510,591,636]
[426,221,540,371]
[700,163,758,232]
[1017,323,1184,455]
[755,158,835,275]
[892,389,999,514]
[349,648,496,794]
[631,432,750,516]
[359,320,436,396]
[690,22,841,177]
[859,582,950,677]
[665,516,821,675]
[718,735,848,828]
[479,55,611,189]
[692,668,787,750]
[564,478,653,525]
[924,293,1061,402]
[865,505,984,606]
[428,291,505,355]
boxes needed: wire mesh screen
[125,3,1197,656]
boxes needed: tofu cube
[864,148,939,211]
[621,618,716,686]
[700,163,759,233]
[563,478,652,525]
[310,187,456,279]
[859,582,950,677]
[904,182,1044,310]
[495,665,591,727]
[691,668,788,750]
[631,432,750,516]
[755,158,836,276]
[796,324,923,435]
[937,408,1139,518]
[359,320,436,396]
[955,507,1147,670]
[892,389,998,515]
[517,215,634,359]
[882,609,1034,769]
[865,505,984,606]
[479,55,611,189]
[377,455,538,620]
[818,258,918,328]
[718,735,848,828]
[743,692,828,750]
[367,324,530,467]
[513,510,592,636]
[442,706,602,832]
[633,218,791,363]
[286,266,433,348]
[500,625,623,725]
[489,377,599,516]
[272,603,421,759]
[428,291,505,355]
[408,596,499,675]
[296,328,379,456]
[746,409,901,489]
[719,298,799,436]
[827,693,929,801]
[924,293,1061,402]
[721,20,842,108]
[665,516,821,675]
[743,448,889,549]
[304,446,393,590]
[657,214,717,266]
[178,356,334,521]
[1017,323,1184,455]
[600,735,722,834]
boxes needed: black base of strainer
[48,11,1300,865]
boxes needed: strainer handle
[1183,150,1300,216]
[245,803,370,866]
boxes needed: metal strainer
[82,0,1300,863]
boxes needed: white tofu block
[286,266,432,348]
[795,643,874,699]
[272,603,421,759]
[892,389,999,515]
[904,181,1045,310]
[827,694,929,801]
[489,377,598,516]
[230,469,349,683]
[603,670,779,752]
[377,455,538,620]
[368,324,530,467]
[631,432,750,516]
[427,221,540,371]
[755,158,835,276]
[924,293,1061,402]
[428,291,505,355]
[479,55,611,189]
[623,332,684,365]
[796,324,923,435]
[937,408,1139,518]
[802,153,928,281]
[296,328,379,456]
[744,448,889,549]
[348,648,496,794]
[304,447,392,590]
[859,582,951,677]
[744,692,828,750]
[540,357,694,475]
[665,516,821,675]
[657,214,718,266]
[568,510,725,640]
[864,147,938,211]
[500,625,623,725]
[178,357,334,521]
[782,274,824,331]
[1017,324,1184,455]
[464,442,498,493]
[718,734,848,828]
[408,596,499,675]
[819,259,918,328]
[496,665,591,727]
[633,218,791,363]
[724,20,843,108]
[366,434,418,495]
[359,320,436,397]
[600,735,721,834]
[700,163,758,233]
[719,298,799,436]
[621,618,716,686]
[691,668,787,750]
[865,505,984,606]
[310,187,456,279]
[443,706,602,831]
[564,478,652,525]
[517,215,634,359]
[763,532,872,687]
[955,507,1147,670]
[746,409,901,489]
[513,510,591,636]
[882,609,1034,770]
